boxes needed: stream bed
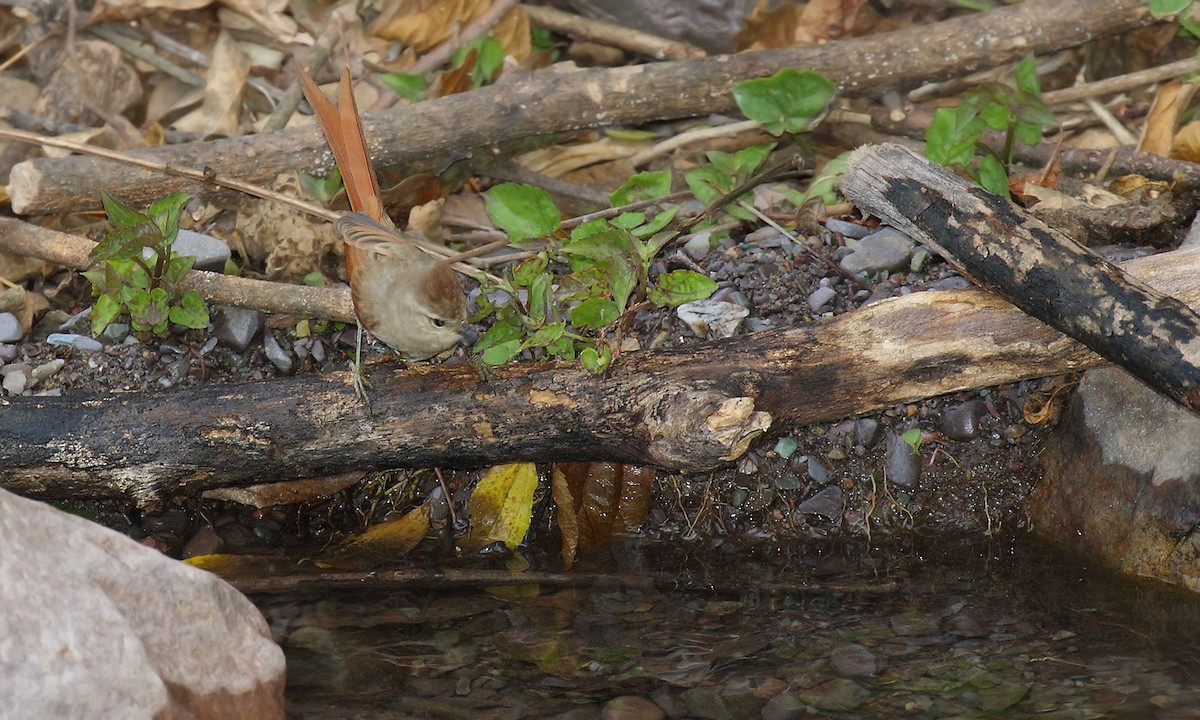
[263,533,1200,719]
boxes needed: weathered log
[6,0,1157,215]
[7,245,1200,503]
[841,143,1200,413]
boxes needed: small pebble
[886,431,922,487]
[30,358,65,384]
[213,306,264,352]
[808,286,838,312]
[0,344,16,362]
[181,526,223,558]
[940,399,987,441]
[683,231,714,261]
[795,485,845,520]
[824,219,872,239]
[46,333,103,353]
[0,312,23,343]
[262,331,295,373]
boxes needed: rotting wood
[7,245,1200,502]
[5,0,1157,215]
[841,143,1200,414]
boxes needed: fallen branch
[6,244,1200,502]
[841,143,1200,413]
[0,218,354,323]
[6,0,1156,215]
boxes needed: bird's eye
[431,318,447,328]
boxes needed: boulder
[0,488,285,718]
[1031,367,1200,590]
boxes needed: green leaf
[168,291,209,329]
[732,68,836,135]
[475,314,524,352]
[607,256,640,313]
[100,192,147,230]
[527,272,550,323]
[545,336,576,359]
[91,293,124,336]
[609,170,672,206]
[978,154,1011,199]
[521,321,565,350]
[684,166,731,205]
[646,270,717,307]
[1013,55,1041,97]
[1146,0,1190,17]
[485,183,561,244]
[580,345,612,374]
[901,427,922,452]
[512,254,548,287]
[147,192,188,244]
[980,100,1014,132]
[570,298,620,330]
[128,287,170,334]
[379,72,426,101]
[924,106,985,166]
[89,216,161,266]
[164,253,196,286]
[81,268,109,294]
[631,207,678,240]
[481,339,522,365]
[299,166,344,203]
[610,212,646,230]
[732,144,775,177]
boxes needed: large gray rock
[1032,367,1200,590]
[0,489,285,718]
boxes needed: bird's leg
[352,321,371,405]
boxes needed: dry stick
[0,219,355,323]
[408,0,524,75]
[523,4,706,61]
[1042,54,1200,106]
[261,7,347,133]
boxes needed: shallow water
[258,533,1200,719]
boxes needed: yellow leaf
[465,462,538,551]
[336,500,431,559]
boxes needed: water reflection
[256,533,1200,719]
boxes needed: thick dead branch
[0,219,354,323]
[841,143,1200,413]
[6,245,1200,503]
[6,0,1156,215]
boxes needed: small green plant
[84,192,209,336]
[924,55,1057,198]
[477,175,712,372]
[901,427,923,453]
[475,66,839,373]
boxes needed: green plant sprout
[84,192,209,336]
[475,67,838,373]
[924,55,1057,198]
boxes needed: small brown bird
[298,67,466,397]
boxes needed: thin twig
[1042,55,1200,106]
[629,119,762,167]
[262,6,351,132]
[523,5,705,61]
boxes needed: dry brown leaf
[87,0,211,24]
[736,0,869,50]
[236,174,340,280]
[371,0,491,51]
[217,0,304,44]
[172,31,250,137]
[0,252,49,285]
[555,462,653,553]
[1139,80,1198,157]
[1172,120,1200,162]
[492,5,531,62]
[518,138,644,178]
[201,471,365,508]
[551,466,579,570]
